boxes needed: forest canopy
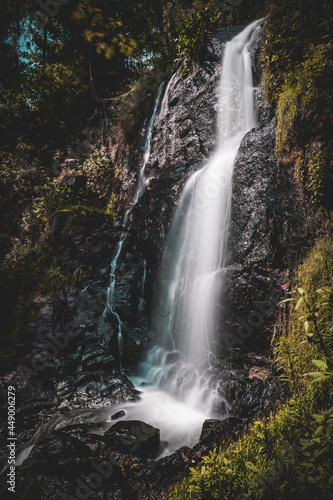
[0,0,266,147]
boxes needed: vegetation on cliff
[262,0,333,212]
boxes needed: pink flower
[281,285,288,291]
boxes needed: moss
[0,243,69,350]
[106,192,119,217]
[276,43,333,157]
[273,42,333,210]
[305,147,326,205]
[275,77,302,162]
[293,145,329,207]
[262,1,333,108]
[262,2,333,211]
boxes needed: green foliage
[0,54,88,147]
[275,236,333,392]
[306,358,333,384]
[24,57,88,119]
[262,2,333,211]
[262,0,333,107]
[78,145,118,197]
[45,145,120,214]
[72,0,137,60]
[276,43,333,160]
[298,406,333,492]
[175,0,219,72]
[168,390,333,499]
[0,138,120,350]
[0,241,69,349]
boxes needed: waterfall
[108,20,262,455]
[98,82,165,368]
[159,73,178,165]
[156,20,259,364]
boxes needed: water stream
[135,81,166,202]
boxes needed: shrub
[174,0,219,73]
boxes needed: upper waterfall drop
[155,20,261,365]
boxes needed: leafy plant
[174,0,219,73]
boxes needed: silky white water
[107,20,262,454]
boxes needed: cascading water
[156,21,259,363]
[106,19,262,455]
[160,73,178,164]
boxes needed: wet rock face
[199,416,243,447]
[12,423,202,500]
[227,102,318,352]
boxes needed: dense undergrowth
[262,0,333,212]
[0,139,120,350]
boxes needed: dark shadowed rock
[60,174,87,190]
[104,420,160,457]
[199,416,243,447]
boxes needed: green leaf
[295,296,304,310]
[278,298,295,305]
[304,320,309,334]
[312,359,328,371]
[305,372,327,381]
[314,425,324,437]
[297,287,305,295]
[245,462,258,473]
[300,439,311,448]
